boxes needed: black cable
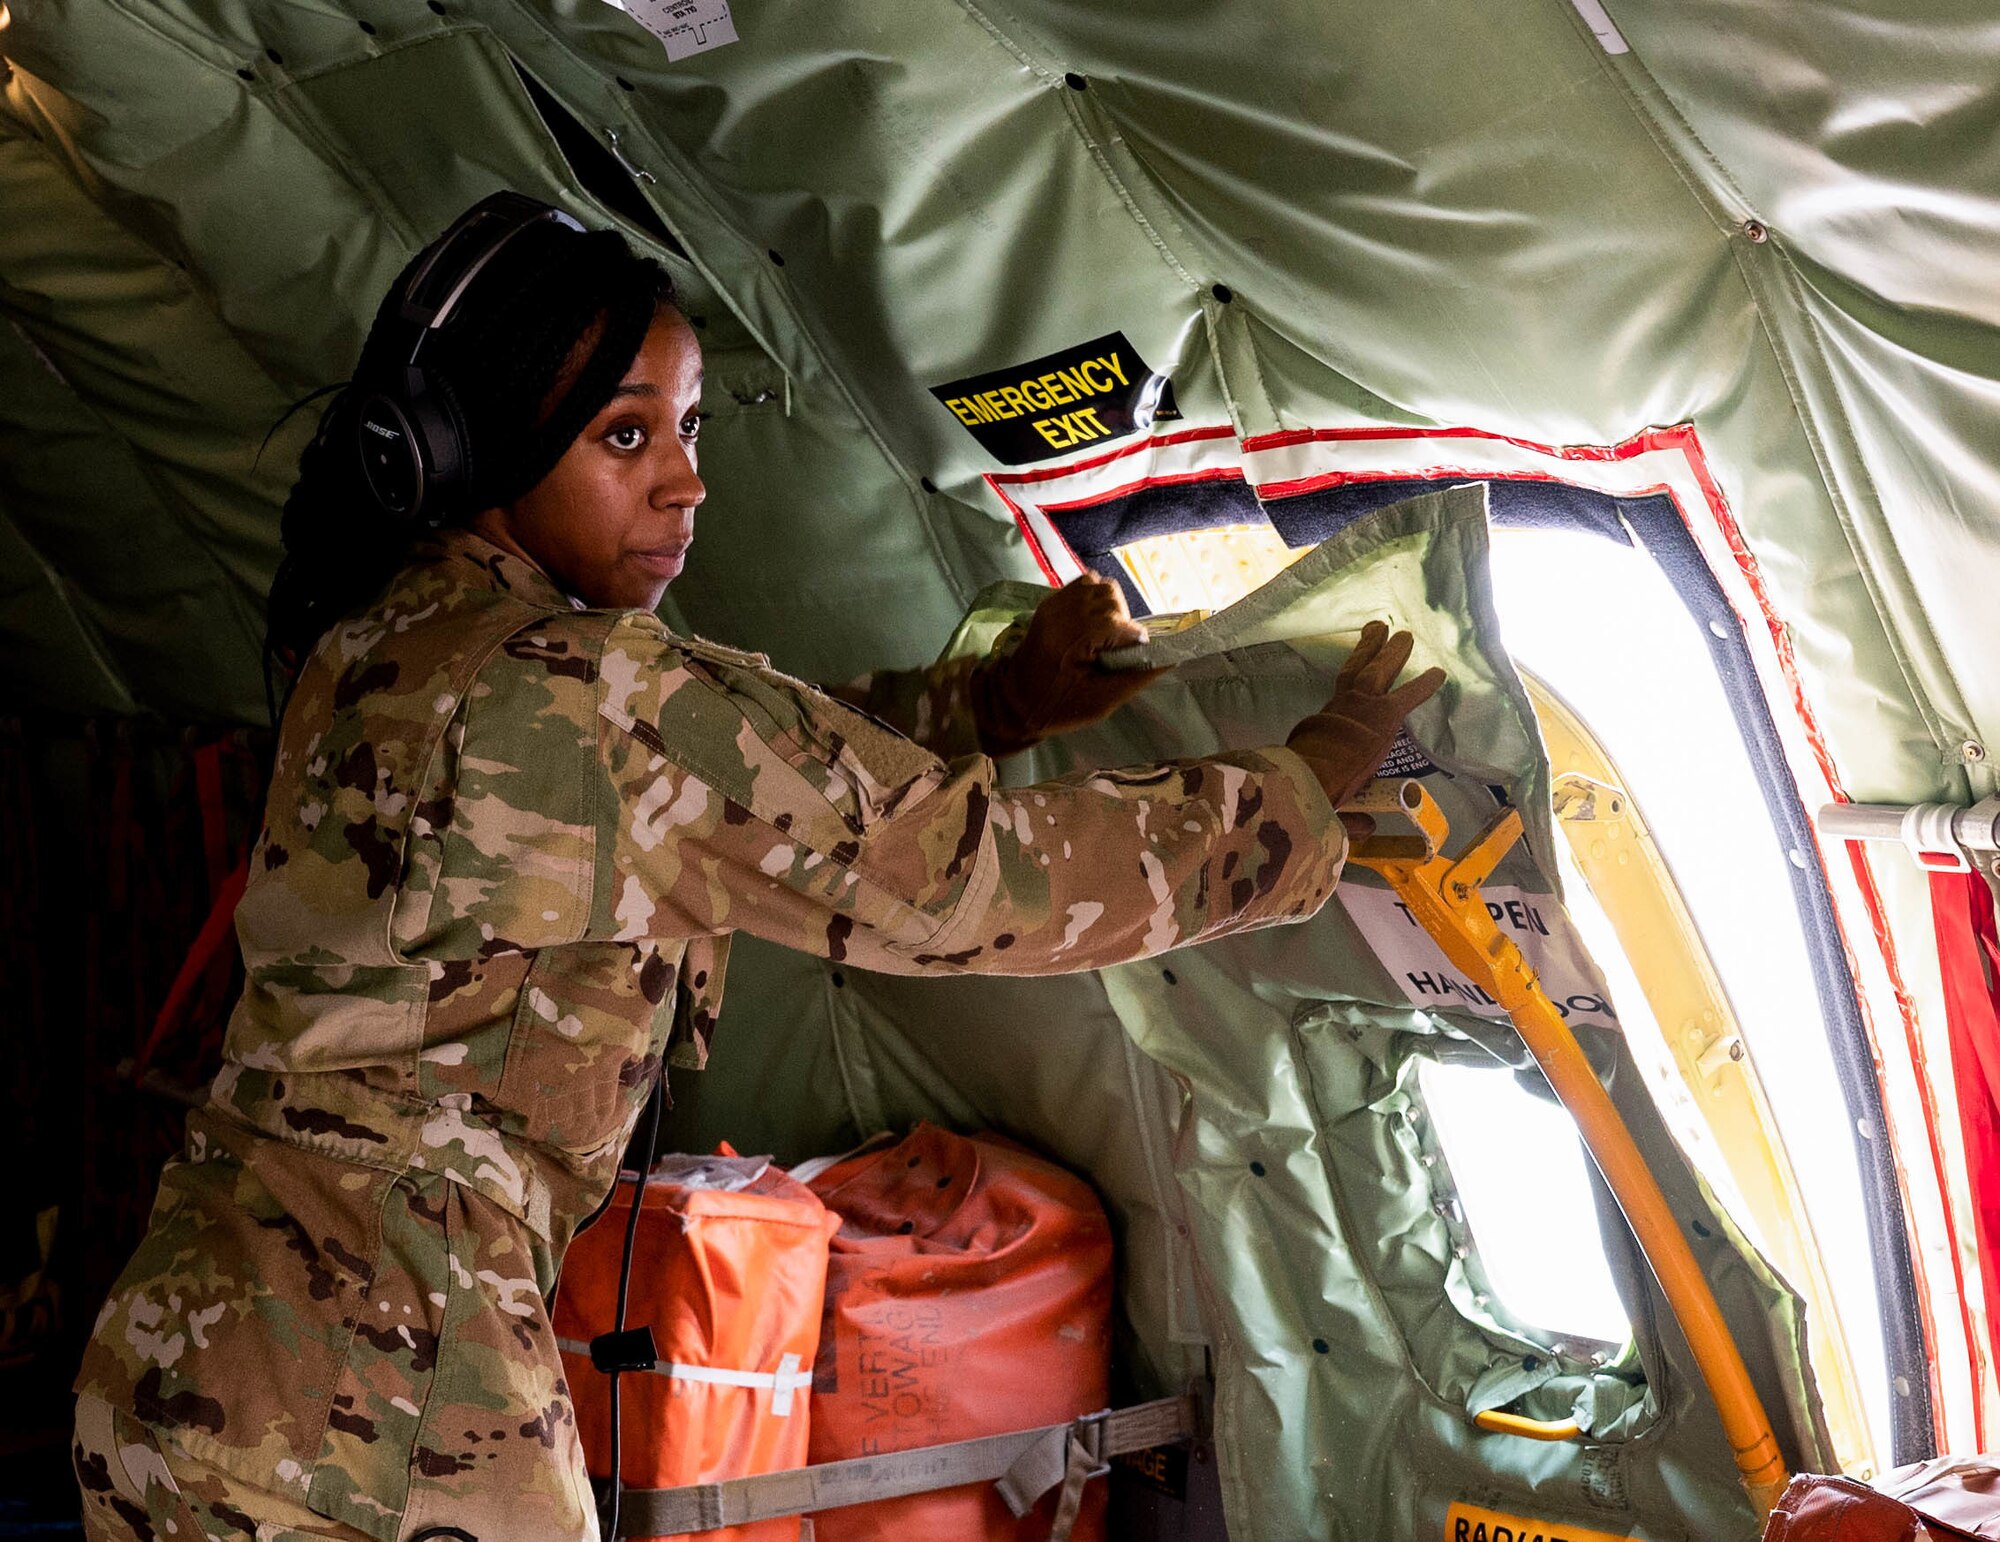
[253,379,349,472]
[600,1068,665,1542]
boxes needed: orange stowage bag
[803,1124,1115,1542]
[556,1153,842,1542]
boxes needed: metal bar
[1818,799,2000,875]
[1473,1410,1583,1442]
[1347,783,1791,1516]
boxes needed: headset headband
[394,192,586,363]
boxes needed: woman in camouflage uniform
[72,203,1440,1541]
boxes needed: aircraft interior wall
[5,0,1999,1537]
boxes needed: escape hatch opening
[1094,481,1895,1468]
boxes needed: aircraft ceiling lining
[1568,0,2000,795]
[1644,26,1989,790]
[2,0,1991,810]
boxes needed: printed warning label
[1339,883,1621,1033]
[929,331,1179,464]
[1375,726,1439,779]
[620,0,738,61]
[1445,1501,1637,1542]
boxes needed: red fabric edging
[1932,869,2000,1398]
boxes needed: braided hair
[265,217,674,697]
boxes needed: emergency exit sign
[929,331,1179,464]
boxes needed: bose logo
[363,420,402,441]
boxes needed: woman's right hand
[1286,621,1447,812]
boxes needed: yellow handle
[1502,978,1790,1513]
[1473,1410,1583,1442]
[1349,791,1792,1518]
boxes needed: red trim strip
[1662,424,1977,1442]
[1244,423,1657,464]
[987,423,1237,489]
[1933,871,2000,1419]
[984,475,1064,586]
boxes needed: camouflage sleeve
[596,614,1345,975]
[818,656,985,760]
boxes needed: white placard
[1338,882,1622,1033]
[619,0,739,62]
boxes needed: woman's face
[475,307,706,611]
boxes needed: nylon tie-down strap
[599,1396,1196,1538]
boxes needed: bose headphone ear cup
[406,368,473,527]
[352,387,428,523]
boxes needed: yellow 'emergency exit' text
[942,350,1132,450]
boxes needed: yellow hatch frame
[1526,673,1872,1478]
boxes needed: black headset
[350,191,584,527]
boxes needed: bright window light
[1115,524,1310,615]
[1419,1057,1632,1345]
[1486,525,1885,1441]
[1538,823,1761,1234]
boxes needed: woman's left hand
[972,573,1168,757]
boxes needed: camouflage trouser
[72,1395,377,1542]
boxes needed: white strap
[558,1341,812,1416]
[783,1130,898,1186]
[664,1354,810,1416]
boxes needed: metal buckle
[1073,1408,1113,1481]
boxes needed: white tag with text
[1339,882,1621,1033]
[619,0,739,62]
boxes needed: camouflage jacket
[76,530,1345,1541]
